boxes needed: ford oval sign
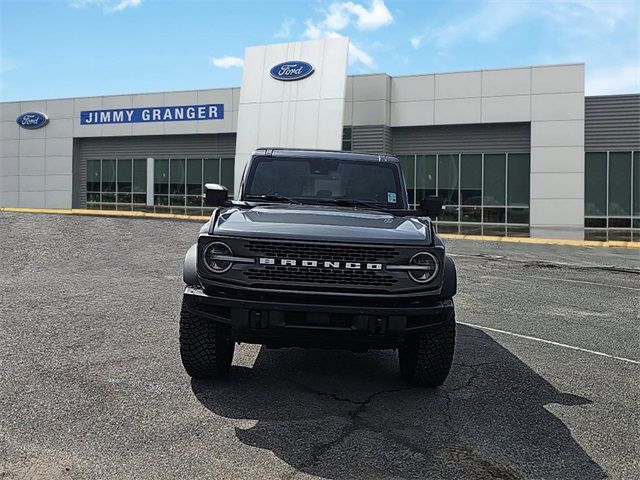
[270,61,315,81]
[16,112,49,130]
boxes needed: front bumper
[182,286,454,349]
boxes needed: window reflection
[117,159,132,193]
[187,159,202,196]
[483,154,505,206]
[86,157,236,214]
[585,150,639,241]
[400,151,531,236]
[86,158,148,210]
[416,155,436,205]
[170,159,185,195]
[437,154,459,205]
[101,159,116,193]
[507,153,530,207]
[609,152,631,216]
[398,155,415,206]
[461,154,481,204]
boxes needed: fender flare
[440,255,457,298]
[183,243,199,286]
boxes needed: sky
[0,0,638,101]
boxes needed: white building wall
[389,63,585,239]
[1,99,74,208]
[0,88,237,208]
[234,37,349,194]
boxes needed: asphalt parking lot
[0,212,638,479]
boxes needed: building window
[585,151,639,241]
[342,127,352,151]
[86,157,234,215]
[398,152,530,237]
[460,154,482,223]
[86,158,146,211]
[416,154,436,207]
[153,157,234,215]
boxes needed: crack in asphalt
[283,379,414,471]
[285,374,522,479]
[283,362,495,473]
[521,261,639,275]
[437,370,524,480]
[452,253,640,275]
[448,364,485,393]
[452,360,500,368]
[284,378,379,405]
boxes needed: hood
[211,204,432,245]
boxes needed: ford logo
[270,61,315,81]
[16,112,49,130]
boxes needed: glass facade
[399,152,530,236]
[585,151,639,241]
[87,158,147,211]
[87,157,234,215]
[342,127,352,151]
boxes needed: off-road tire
[179,299,234,379]
[399,315,455,387]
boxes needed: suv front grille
[242,240,399,287]
[244,240,399,262]
[244,265,396,286]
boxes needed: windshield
[243,157,406,209]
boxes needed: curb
[438,233,640,249]
[0,207,209,222]
[2,207,639,249]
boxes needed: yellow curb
[2,207,639,249]
[0,207,209,222]
[439,233,640,249]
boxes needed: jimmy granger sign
[80,104,224,125]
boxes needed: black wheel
[399,313,455,387]
[179,297,235,379]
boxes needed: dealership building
[0,37,638,240]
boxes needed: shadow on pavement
[192,325,606,479]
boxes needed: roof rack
[253,147,398,162]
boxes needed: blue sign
[16,112,49,129]
[80,104,224,125]
[270,61,315,81]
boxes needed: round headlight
[203,242,233,273]
[408,252,439,283]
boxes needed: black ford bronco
[180,148,457,387]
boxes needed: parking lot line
[526,275,640,292]
[458,322,640,365]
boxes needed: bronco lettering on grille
[259,258,383,270]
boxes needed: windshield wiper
[315,198,387,210]
[245,194,302,205]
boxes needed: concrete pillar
[529,65,585,239]
[146,157,154,207]
[233,37,349,195]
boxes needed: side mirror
[419,196,445,218]
[203,183,229,207]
